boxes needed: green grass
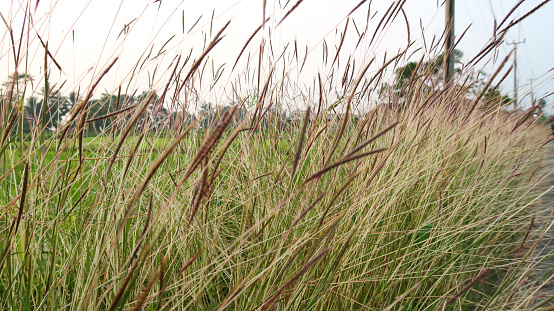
[1,104,549,310]
[1,1,553,310]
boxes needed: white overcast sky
[1,0,553,110]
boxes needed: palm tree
[2,72,34,95]
[24,88,74,132]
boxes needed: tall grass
[1,1,553,310]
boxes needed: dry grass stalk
[0,1,552,310]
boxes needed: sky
[1,0,553,112]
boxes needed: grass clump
[0,1,553,310]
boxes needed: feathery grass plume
[317,170,360,229]
[1,1,553,310]
[63,57,119,126]
[251,64,276,129]
[331,18,349,68]
[305,148,387,184]
[232,18,269,72]
[465,51,514,122]
[345,121,397,158]
[498,0,553,34]
[179,21,230,89]
[174,104,237,182]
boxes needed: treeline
[2,53,536,138]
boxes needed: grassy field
[1,1,553,310]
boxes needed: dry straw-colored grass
[1,1,553,310]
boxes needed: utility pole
[507,39,525,109]
[444,0,455,83]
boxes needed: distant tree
[171,110,196,131]
[482,87,512,110]
[1,72,34,134]
[394,61,419,88]
[136,91,171,132]
[67,91,80,109]
[2,72,34,100]
[425,49,464,77]
[24,89,73,132]
[198,101,216,129]
[394,49,464,88]
[381,49,464,108]
[87,93,127,134]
